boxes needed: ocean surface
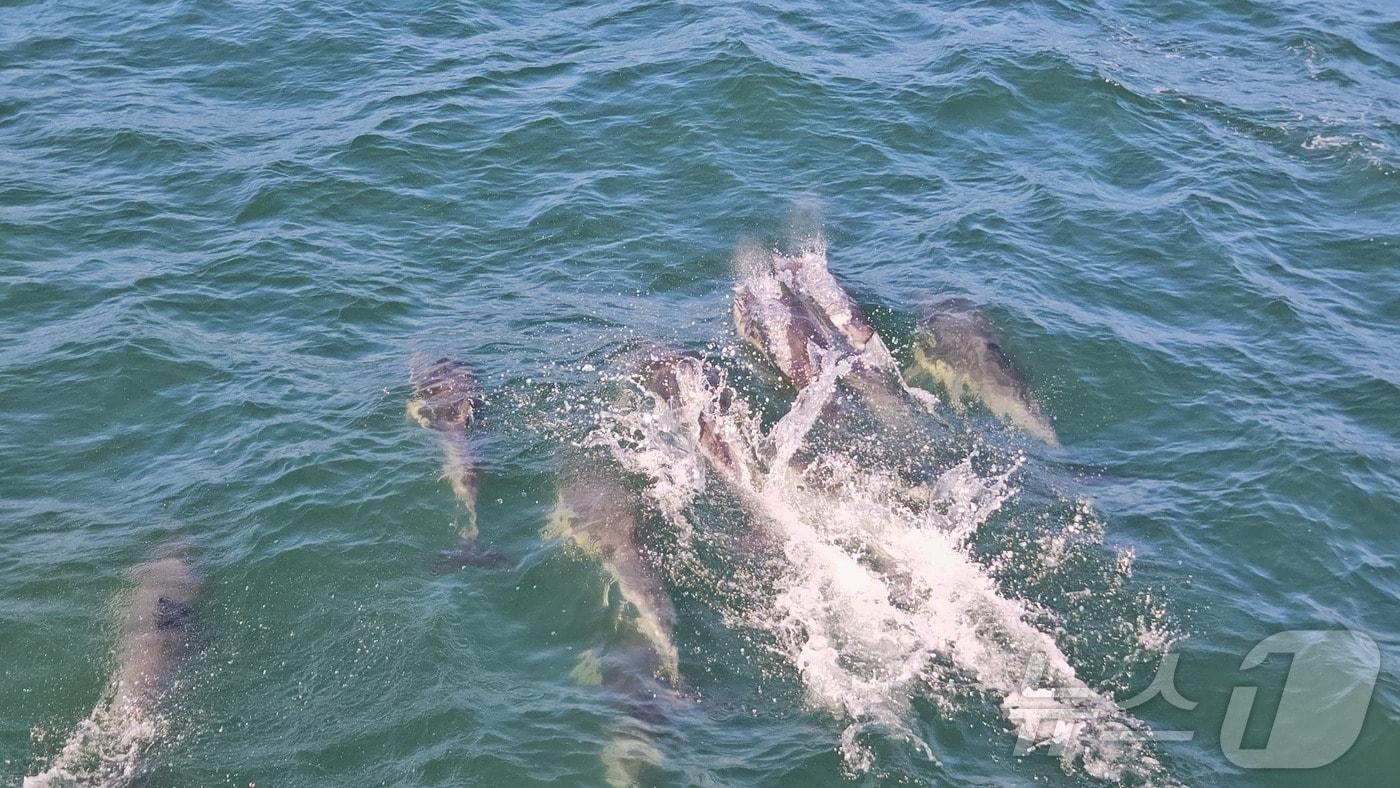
[2,1,1398,785]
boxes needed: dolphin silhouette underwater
[545,459,692,787]
[547,463,682,686]
[407,355,510,570]
[25,544,201,788]
[909,299,1059,446]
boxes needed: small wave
[1302,133,1348,150]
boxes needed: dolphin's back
[25,549,202,788]
[116,555,200,707]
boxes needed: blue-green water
[3,0,1398,785]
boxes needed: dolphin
[628,350,808,569]
[114,551,201,710]
[909,300,1059,446]
[635,350,766,492]
[731,243,878,389]
[408,355,481,521]
[575,642,681,788]
[408,355,509,569]
[546,459,692,787]
[731,242,941,436]
[427,541,512,572]
[546,465,681,686]
[25,545,201,788]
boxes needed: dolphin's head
[633,352,761,486]
[730,243,771,352]
[637,351,710,410]
[731,285,767,356]
[915,298,989,358]
[408,357,479,431]
[732,275,828,389]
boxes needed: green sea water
[2,1,1398,786]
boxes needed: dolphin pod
[401,235,1064,779]
[27,239,1065,785]
[411,357,689,784]
[407,244,1056,561]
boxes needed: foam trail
[782,362,1115,771]
[767,450,1159,780]
[606,357,1164,780]
[26,547,200,788]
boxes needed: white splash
[24,689,166,788]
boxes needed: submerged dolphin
[572,640,682,788]
[115,551,201,710]
[546,458,692,787]
[408,355,508,570]
[26,545,201,788]
[547,466,681,685]
[909,300,1059,446]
